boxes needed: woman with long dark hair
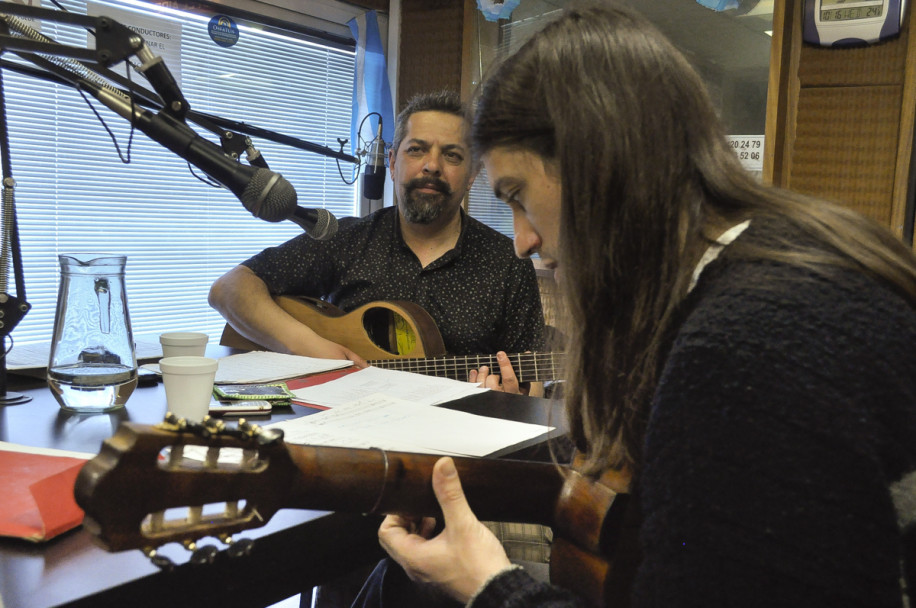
[376,4,916,606]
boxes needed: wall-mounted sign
[727,135,764,173]
[208,15,239,48]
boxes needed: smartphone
[208,399,273,416]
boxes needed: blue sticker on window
[477,0,521,22]
[208,15,239,47]
[696,0,740,10]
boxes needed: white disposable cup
[159,356,218,422]
[159,332,209,358]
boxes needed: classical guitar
[220,295,565,383]
[74,417,637,607]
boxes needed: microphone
[290,207,338,240]
[83,82,338,239]
[362,122,386,200]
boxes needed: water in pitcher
[48,362,138,413]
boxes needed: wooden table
[0,358,565,608]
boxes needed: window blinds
[2,0,356,346]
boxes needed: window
[466,1,773,238]
[2,0,356,347]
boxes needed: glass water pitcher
[47,254,137,413]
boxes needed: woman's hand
[378,457,512,603]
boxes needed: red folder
[0,447,90,542]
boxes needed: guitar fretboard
[368,351,564,383]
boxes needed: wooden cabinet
[765,0,916,243]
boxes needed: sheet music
[142,351,354,384]
[290,366,487,407]
[211,351,354,383]
[267,393,554,457]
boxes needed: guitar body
[220,296,447,360]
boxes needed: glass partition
[467,0,774,238]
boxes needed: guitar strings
[370,352,565,382]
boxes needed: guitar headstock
[74,415,299,565]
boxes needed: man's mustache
[405,178,451,195]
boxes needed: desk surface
[0,352,566,608]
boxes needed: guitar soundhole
[363,307,415,356]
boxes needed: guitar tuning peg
[181,539,198,552]
[256,427,284,446]
[189,544,219,565]
[159,412,185,431]
[228,538,254,558]
[205,417,227,434]
[219,533,255,558]
[197,416,217,438]
[143,547,176,571]
[161,412,193,432]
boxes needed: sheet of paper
[213,352,353,383]
[7,337,162,372]
[290,366,487,407]
[143,351,354,383]
[267,393,553,457]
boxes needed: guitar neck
[369,351,564,383]
[74,424,567,553]
[282,445,565,525]
[74,422,633,608]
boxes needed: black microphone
[84,82,339,239]
[362,122,386,200]
[290,207,338,240]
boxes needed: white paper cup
[159,332,209,358]
[159,356,218,422]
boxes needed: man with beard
[208,90,545,391]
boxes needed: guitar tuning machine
[177,539,219,565]
[237,419,285,445]
[143,547,176,571]
[159,413,221,435]
[219,533,255,558]
[189,544,220,565]
[141,537,253,570]
[157,413,284,446]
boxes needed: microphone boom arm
[0,3,143,68]
[0,4,360,166]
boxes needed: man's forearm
[208,265,363,362]
[209,266,318,354]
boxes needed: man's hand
[308,336,368,367]
[378,457,512,603]
[468,351,528,394]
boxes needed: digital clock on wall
[803,0,908,46]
